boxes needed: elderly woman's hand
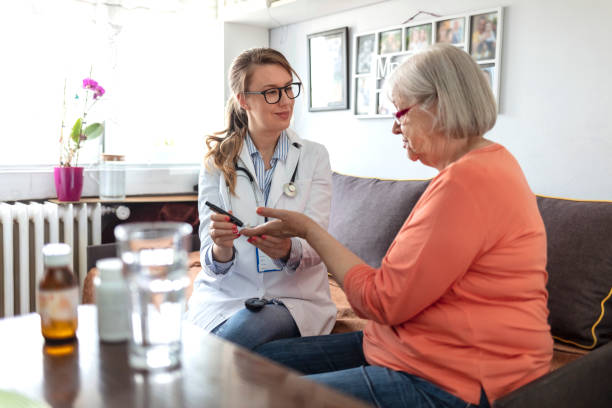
[240,207,315,240]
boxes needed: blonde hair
[205,48,300,194]
[387,43,497,139]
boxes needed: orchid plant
[59,78,106,167]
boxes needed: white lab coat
[186,129,337,336]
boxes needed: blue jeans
[254,332,490,408]
[211,303,300,350]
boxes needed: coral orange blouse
[344,143,553,404]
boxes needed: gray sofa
[328,172,612,408]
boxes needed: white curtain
[0,0,222,166]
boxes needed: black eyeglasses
[243,82,302,104]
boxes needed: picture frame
[470,12,499,61]
[376,91,395,115]
[379,28,402,54]
[356,33,375,74]
[406,23,432,51]
[436,17,465,45]
[307,27,349,112]
[355,77,372,115]
[480,64,495,92]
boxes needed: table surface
[0,306,371,408]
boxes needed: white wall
[223,23,270,102]
[271,0,612,200]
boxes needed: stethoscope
[235,141,300,199]
[235,162,298,199]
[228,142,300,220]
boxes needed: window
[0,0,223,167]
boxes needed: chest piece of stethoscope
[283,182,297,198]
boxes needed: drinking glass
[114,222,193,370]
[99,154,126,200]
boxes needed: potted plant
[55,78,105,202]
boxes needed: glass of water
[114,222,193,370]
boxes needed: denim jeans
[254,331,491,408]
[211,303,300,350]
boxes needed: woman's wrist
[303,218,322,242]
[280,239,292,262]
[212,243,234,262]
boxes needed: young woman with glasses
[186,48,336,350]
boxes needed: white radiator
[0,202,102,318]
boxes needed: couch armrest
[493,342,612,408]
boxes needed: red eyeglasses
[393,106,414,125]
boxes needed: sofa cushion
[329,173,430,267]
[493,342,612,408]
[329,276,368,334]
[536,196,612,349]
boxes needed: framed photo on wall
[470,12,498,60]
[379,28,402,54]
[406,23,432,51]
[355,77,372,115]
[480,64,495,91]
[436,17,465,45]
[356,33,375,74]
[307,27,349,111]
[376,91,395,115]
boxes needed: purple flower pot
[54,166,84,202]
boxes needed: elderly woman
[241,44,552,408]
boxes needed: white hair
[386,43,497,139]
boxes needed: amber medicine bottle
[39,243,79,344]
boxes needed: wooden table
[0,306,371,408]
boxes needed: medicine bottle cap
[101,153,125,162]
[42,243,72,267]
[96,258,124,281]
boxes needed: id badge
[256,248,282,273]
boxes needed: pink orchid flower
[93,85,105,99]
[83,78,99,89]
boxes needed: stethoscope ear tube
[229,142,301,221]
[234,156,300,200]
[235,165,255,183]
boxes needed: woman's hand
[240,208,315,240]
[246,235,292,261]
[242,207,365,288]
[209,212,240,262]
